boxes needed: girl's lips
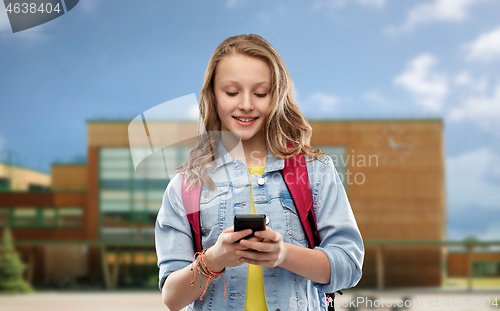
[232,116,258,127]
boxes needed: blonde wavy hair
[176,34,326,190]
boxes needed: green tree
[463,235,479,243]
[0,227,33,293]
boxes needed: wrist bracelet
[190,249,227,300]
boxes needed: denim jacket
[155,141,364,311]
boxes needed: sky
[0,0,499,241]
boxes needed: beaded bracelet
[190,249,227,300]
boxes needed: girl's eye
[226,92,238,97]
[255,93,267,98]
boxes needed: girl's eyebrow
[220,80,271,86]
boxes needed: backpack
[181,152,341,310]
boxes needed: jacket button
[203,192,209,198]
[257,178,265,185]
[276,309,281,311]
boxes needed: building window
[0,177,10,191]
[99,147,190,241]
[0,208,8,226]
[473,261,499,277]
[28,184,50,192]
[2,207,82,228]
[13,208,37,227]
[42,209,57,226]
[58,208,83,227]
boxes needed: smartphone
[234,214,266,239]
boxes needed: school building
[0,118,447,289]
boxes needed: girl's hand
[235,227,288,268]
[204,226,262,272]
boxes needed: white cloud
[362,90,387,105]
[465,26,500,62]
[225,0,244,9]
[394,53,448,111]
[454,71,473,86]
[256,3,287,23]
[387,0,486,33]
[312,0,345,11]
[447,148,500,212]
[313,0,387,11]
[307,92,340,113]
[295,90,342,117]
[481,224,500,240]
[256,11,272,24]
[79,0,99,13]
[449,82,500,132]
[358,0,387,8]
[453,71,489,93]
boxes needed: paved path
[0,291,173,311]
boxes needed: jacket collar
[213,139,284,175]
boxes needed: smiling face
[213,53,271,149]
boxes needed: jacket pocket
[280,198,308,244]
[199,184,229,232]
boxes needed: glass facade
[0,177,10,191]
[28,184,51,192]
[13,208,37,227]
[473,261,500,277]
[0,208,8,227]
[99,147,191,242]
[0,207,82,228]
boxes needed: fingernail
[255,232,260,236]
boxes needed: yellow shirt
[245,166,268,311]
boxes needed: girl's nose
[238,92,254,111]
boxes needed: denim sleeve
[155,174,195,291]
[309,156,365,293]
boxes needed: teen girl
[155,34,364,311]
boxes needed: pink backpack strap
[181,173,203,253]
[282,153,320,248]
